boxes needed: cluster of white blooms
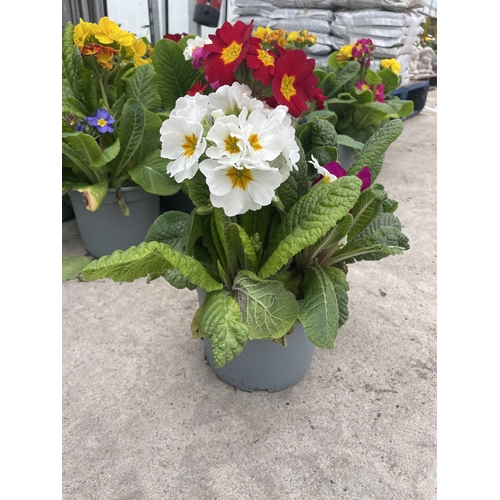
[160,82,300,216]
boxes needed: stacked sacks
[268,8,338,58]
[329,8,426,86]
[230,0,275,28]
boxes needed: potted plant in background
[314,38,414,167]
[81,20,410,392]
[62,17,192,257]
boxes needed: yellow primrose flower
[95,16,135,47]
[129,38,151,66]
[253,26,272,40]
[336,43,354,63]
[287,31,299,42]
[73,19,98,47]
[380,58,401,74]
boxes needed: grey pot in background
[68,186,160,258]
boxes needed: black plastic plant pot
[193,3,220,27]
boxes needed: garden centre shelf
[391,80,430,119]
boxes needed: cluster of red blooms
[193,20,327,118]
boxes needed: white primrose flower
[170,93,209,123]
[208,82,264,117]
[183,36,208,60]
[160,116,206,182]
[308,155,338,183]
[238,107,284,163]
[205,114,246,163]
[199,158,283,216]
[265,105,300,181]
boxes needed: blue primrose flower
[85,108,116,134]
[75,123,85,132]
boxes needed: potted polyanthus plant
[81,20,410,392]
[314,38,414,166]
[62,17,202,257]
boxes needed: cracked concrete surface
[62,88,437,500]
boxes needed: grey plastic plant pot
[197,289,316,392]
[337,144,357,170]
[68,186,160,258]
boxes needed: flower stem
[98,77,110,112]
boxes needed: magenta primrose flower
[85,108,115,133]
[352,38,375,67]
[312,161,371,192]
[355,80,385,103]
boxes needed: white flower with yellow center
[265,105,300,181]
[205,114,246,163]
[238,107,284,163]
[208,82,264,117]
[199,158,283,216]
[160,116,206,182]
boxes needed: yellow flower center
[257,49,274,67]
[224,134,241,154]
[97,118,108,127]
[182,133,198,157]
[221,41,243,65]
[280,74,297,100]
[226,167,253,190]
[248,133,262,151]
[361,83,370,91]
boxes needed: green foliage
[317,47,414,144]
[61,21,195,214]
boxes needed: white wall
[106,0,237,42]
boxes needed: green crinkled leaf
[327,267,350,328]
[214,209,238,278]
[187,170,210,207]
[129,150,181,196]
[307,146,338,166]
[259,176,362,279]
[238,205,272,251]
[111,93,127,123]
[124,64,162,112]
[81,241,223,291]
[348,183,387,241]
[348,119,404,181]
[382,197,398,213]
[152,39,204,111]
[200,290,249,368]
[386,97,414,118]
[62,256,92,283]
[353,211,402,241]
[63,132,103,166]
[233,270,299,340]
[91,139,121,169]
[116,99,146,171]
[62,23,76,92]
[330,61,361,95]
[144,210,190,251]
[70,180,109,212]
[271,268,303,298]
[182,210,205,255]
[377,68,399,93]
[330,226,409,265]
[62,97,89,118]
[228,223,258,272]
[147,269,197,290]
[133,109,163,163]
[296,117,338,156]
[298,263,339,348]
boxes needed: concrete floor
[62,88,437,499]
